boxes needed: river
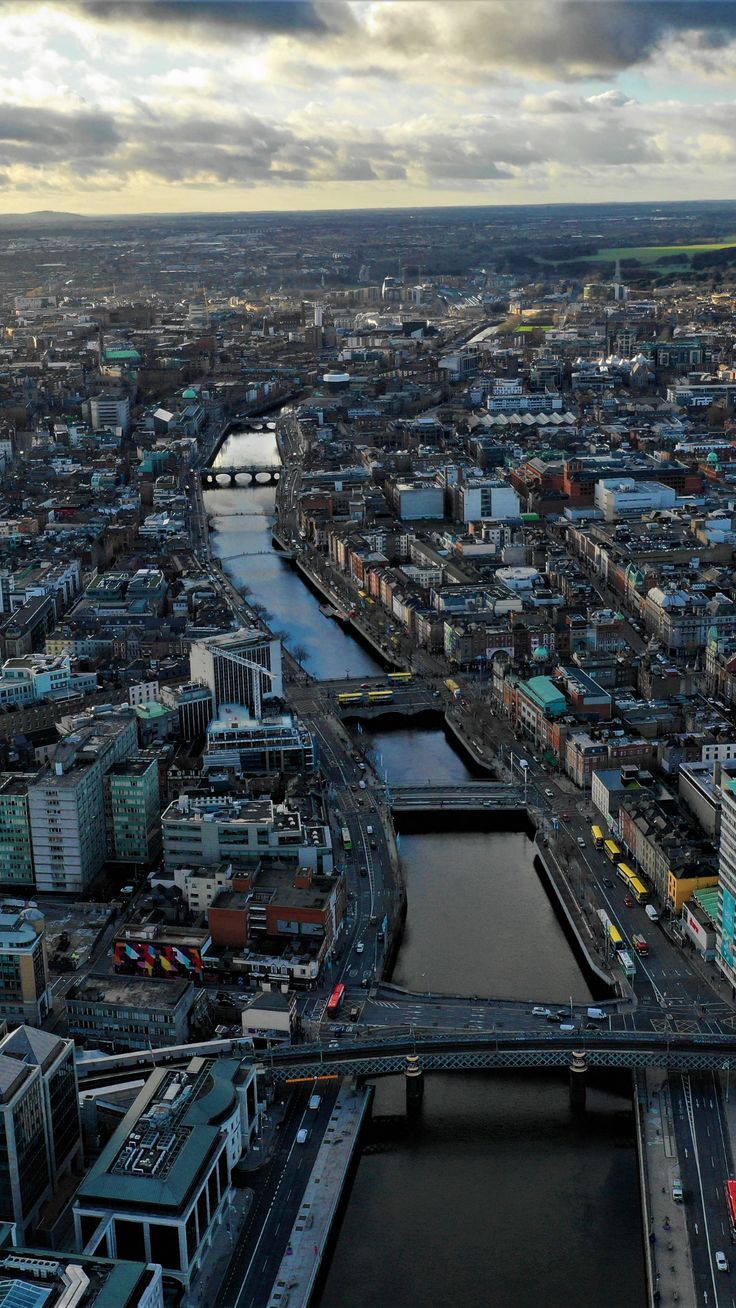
[204,425,645,1308]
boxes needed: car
[562,812,571,823]
[716,1252,729,1273]
[603,878,614,889]
[624,895,633,907]
[356,941,365,953]
[576,837,586,849]
[532,1006,552,1017]
[359,866,367,877]
[350,783,357,792]
[556,1009,569,1020]
[544,788,555,798]
[296,1128,309,1144]
[370,839,377,849]
[360,683,371,689]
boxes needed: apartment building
[0,905,51,1026]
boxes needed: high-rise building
[0,776,35,888]
[0,905,51,1027]
[160,682,213,740]
[0,1026,82,1240]
[88,393,130,434]
[28,709,139,893]
[189,628,282,717]
[104,756,162,866]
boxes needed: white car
[532,1006,552,1018]
[544,788,554,799]
[296,1128,309,1145]
[716,1252,729,1273]
[577,837,586,848]
[356,941,365,954]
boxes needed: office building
[0,1239,164,1308]
[28,710,139,893]
[104,756,161,866]
[161,796,332,876]
[66,975,204,1051]
[88,393,130,434]
[160,682,213,740]
[453,479,520,524]
[0,776,35,887]
[0,1026,82,1240]
[189,628,282,716]
[202,705,315,775]
[0,906,51,1027]
[74,1057,247,1292]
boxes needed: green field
[558,239,736,266]
[517,323,554,332]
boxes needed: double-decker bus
[726,1180,736,1239]
[337,692,362,704]
[591,825,605,849]
[605,839,623,864]
[326,983,346,1018]
[629,876,649,904]
[608,923,625,951]
[617,862,636,886]
[341,827,352,852]
[388,671,413,682]
[632,933,649,956]
[368,689,394,701]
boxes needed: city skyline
[4,0,736,215]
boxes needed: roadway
[671,1072,736,1306]
[219,1081,340,1308]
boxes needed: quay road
[670,1072,736,1308]
[219,1081,340,1308]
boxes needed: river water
[205,426,645,1308]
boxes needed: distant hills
[0,210,82,224]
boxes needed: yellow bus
[368,690,393,701]
[388,672,413,682]
[629,877,649,904]
[617,862,635,886]
[604,840,622,864]
[607,923,625,951]
[591,825,605,850]
[338,692,362,703]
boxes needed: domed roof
[533,645,549,661]
[708,451,719,464]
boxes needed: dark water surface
[206,427,646,1308]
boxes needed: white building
[455,480,520,524]
[88,393,130,434]
[395,483,444,521]
[28,710,138,893]
[0,654,97,706]
[203,705,315,775]
[594,478,677,522]
[190,628,283,716]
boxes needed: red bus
[632,934,649,957]
[326,983,346,1018]
[726,1180,736,1239]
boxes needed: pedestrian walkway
[636,1069,695,1307]
[184,1187,253,1308]
[265,1082,372,1308]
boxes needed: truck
[645,904,659,923]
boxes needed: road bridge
[201,464,281,485]
[257,1029,736,1081]
[390,782,524,811]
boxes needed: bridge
[201,464,281,485]
[256,1029,736,1081]
[390,782,523,811]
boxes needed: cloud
[73,0,347,40]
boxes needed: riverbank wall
[534,842,616,995]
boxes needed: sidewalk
[184,1187,253,1308]
[636,1069,696,1308]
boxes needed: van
[672,1177,683,1203]
[587,1007,607,1021]
[308,1094,321,1111]
[645,904,659,923]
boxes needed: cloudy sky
[3,0,736,214]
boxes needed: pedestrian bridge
[390,783,524,812]
[255,1030,736,1082]
[201,464,281,485]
